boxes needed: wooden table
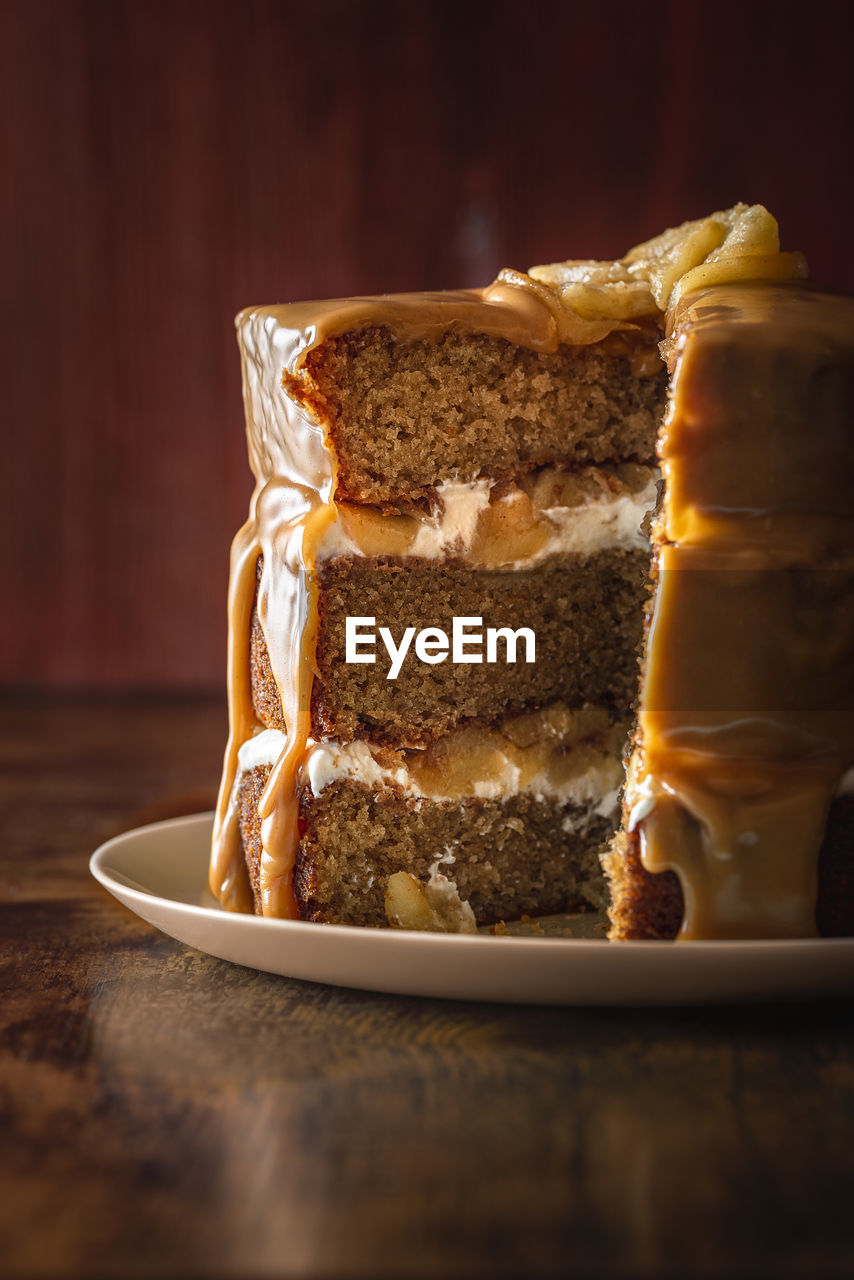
[2,694,853,1279]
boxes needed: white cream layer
[317,472,658,566]
[236,727,621,813]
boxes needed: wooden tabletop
[2,693,853,1279]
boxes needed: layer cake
[210,203,854,938]
[211,278,668,926]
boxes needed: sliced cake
[210,276,669,923]
[209,202,853,940]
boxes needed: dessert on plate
[210,204,854,939]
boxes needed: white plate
[90,814,854,1007]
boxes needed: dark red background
[3,0,853,688]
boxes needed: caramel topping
[631,282,854,939]
[209,490,336,918]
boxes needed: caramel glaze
[210,280,657,917]
[632,282,854,939]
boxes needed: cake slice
[210,271,672,923]
[210,202,851,939]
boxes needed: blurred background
[3,0,853,692]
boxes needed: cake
[210,290,665,927]
[210,204,854,939]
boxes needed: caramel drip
[210,311,341,918]
[210,484,338,917]
[255,494,337,916]
[633,282,854,939]
[640,751,834,939]
[209,518,258,914]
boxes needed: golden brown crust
[248,556,285,732]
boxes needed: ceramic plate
[89,814,854,1006]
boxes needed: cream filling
[305,737,623,810]
[317,468,658,567]
[410,480,492,558]
[236,726,621,814]
[527,484,656,559]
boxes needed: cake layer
[238,769,611,926]
[290,328,665,503]
[236,280,669,501]
[250,549,648,744]
[234,702,623,925]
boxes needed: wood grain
[1,694,854,1278]
[2,0,854,688]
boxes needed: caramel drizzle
[209,516,257,914]
[255,494,337,916]
[633,283,854,939]
[210,483,337,917]
[640,746,834,939]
